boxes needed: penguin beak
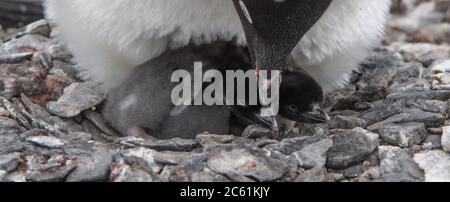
[254,114,279,131]
[232,0,332,71]
[300,104,330,123]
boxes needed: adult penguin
[44,0,391,93]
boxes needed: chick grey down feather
[102,43,237,139]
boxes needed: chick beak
[254,114,279,131]
[301,104,330,123]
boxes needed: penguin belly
[44,0,391,93]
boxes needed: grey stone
[24,20,51,37]
[422,135,442,150]
[255,139,279,148]
[388,79,431,94]
[377,146,424,182]
[391,62,425,83]
[206,145,288,182]
[386,90,450,102]
[118,147,161,173]
[358,167,382,182]
[144,138,200,152]
[0,170,6,181]
[326,128,379,169]
[359,104,404,126]
[110,163,158,182]
[354,102,375,111]
[442,126,450,152]
[48,61,77,83]
[288,138,333,169]
[46,82,105,118]
[295,167,333,182]
[26,136,67,149]
[83,110,119,137]
[389,42,450,63]
[414,150,450,182]
[166,155,229,182]
[0,117,21,135]
[26,164,76,182]
[368,109,446,131]
[195,133,234,147]
[0,152,21,172]
[343,165,364,178]
[298,124,329,137]
[330,115,367,129]
[406,99,448,115]
[2,34,53,54]
[47,44,73,61]
[19,93,50,120]
[330,95,361,112]
[322,85,356,108]
[265,135,329,155]
[0,52,33,63]
[1,97,32,129]
[378,122,428,148]
[2,171,26,182]
[47,116,83,133]
[66,149,115,182]
[66,132,93,142]
[121,147,195,167]
[0,135,24,155]
[190,168,230,182]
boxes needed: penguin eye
[288,104,298,112]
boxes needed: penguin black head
[233,0,332,72]
[279,71,328,123]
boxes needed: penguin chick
[103,44,233,139]
[45,0,391,93]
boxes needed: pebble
[330,115,367,129]
[326,128,379,169]
[441,126,450,152]
[0,117,21,135]
[46,82,105,118]
[367,109,446,131]
[295,167,333,182]
[265,135,329,155]
[206,145,288,182]
[377,146,425,182]
[422,135,443,150]
[26,136,67,149]
[0,152,21,172]
[378,122,428,148]
[288,138,333,169]
[66,149,115,182]
[414,150,450,182]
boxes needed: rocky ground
[0,0,450,182]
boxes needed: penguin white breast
[45,0,391,92]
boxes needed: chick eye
[288,104,299,112]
